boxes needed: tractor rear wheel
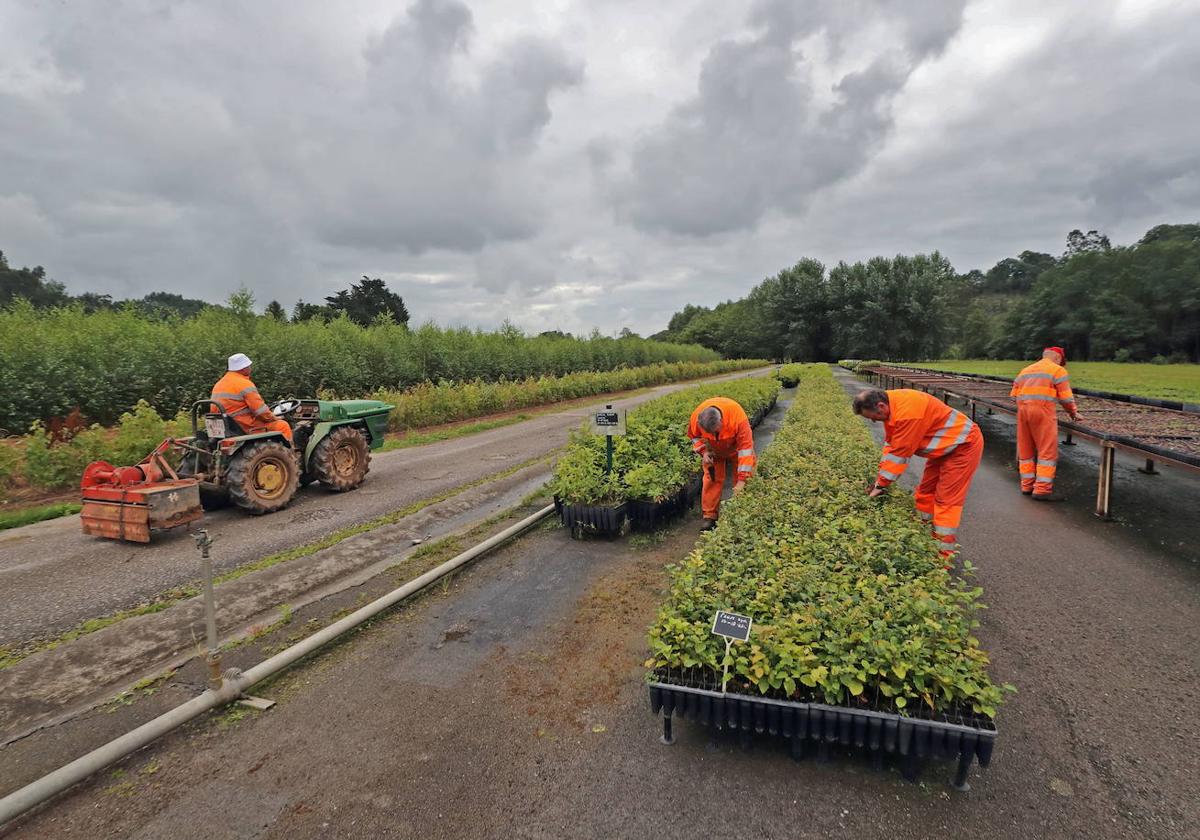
[312,426,371,491]
[227,441,300,514]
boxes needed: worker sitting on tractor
[210,353,293,444]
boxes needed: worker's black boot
[1032,492,1066,502]
[701,518,718,531]
[1021,490,1033,496]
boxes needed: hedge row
[550,376,780,506]
[0,360,767,498]
[776,363,805,387]
[646,364,1008,718]
[0,302,723,430]
[377,359,767,431]
[838,359,882,373]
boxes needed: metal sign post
[192,529,223,690]
[589,404,626,474]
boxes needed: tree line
[0,253,413,328]
[653,223,1200,363]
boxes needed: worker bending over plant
[1011,346,1081,501]
[688,397,755,530]
[211,353,294,443]
[853,388,983,563]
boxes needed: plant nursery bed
[648,678,996,791]
[554,385,777,538]
[555,473,702,537]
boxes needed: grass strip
[0,502,81,531]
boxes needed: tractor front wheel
[312,426,371,492]
[227,441,300,514]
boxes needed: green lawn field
[911,361,1200,403]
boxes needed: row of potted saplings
[550,377,781,534]
[644,363,1011,720]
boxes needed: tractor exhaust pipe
[0,503,554,827]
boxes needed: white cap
[227,352,252,371]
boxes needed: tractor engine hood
[316,399,395,421]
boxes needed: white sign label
[588,407,626,436]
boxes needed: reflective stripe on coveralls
[1011,359,1075,495]
[874,389,984,560]
[210,370,293,443]
[688,397,756,520]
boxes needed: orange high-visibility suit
[1011,359,1076,496]
[874,389,983,560]
[687,397,756,520]
[210,370,293,443]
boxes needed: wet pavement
[2,378,1198,840]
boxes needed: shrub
[550,376,779,505]
[0,444,21,500]
[376,359,766,431]
[646,364,1008,718]
[0,301,728,430]
[10,403,189,493]
[776,363,805,387]
[1113,348,1133,363]
[0,360,768,496]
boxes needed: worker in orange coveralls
[688,397,756,530]
[210,353,293,443]
[853,388,983,564]
[1011,346,1081,501]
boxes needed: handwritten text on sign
[711,610,753,642]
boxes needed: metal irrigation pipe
[0,503,556,827]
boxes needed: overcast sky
[2,0,1198,335]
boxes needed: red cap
[1045,346,1066,363]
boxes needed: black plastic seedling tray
[649,680,997,791]
[556,395,777,539]
[554,499,630,538]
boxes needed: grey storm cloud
[318,0,583,253]
[611,0,968,237]
[0,0,581,298]
[2,0,1199,336]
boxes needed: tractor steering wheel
[272,399,301,417]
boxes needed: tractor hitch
[80,439,203,543]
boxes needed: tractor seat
[204,413,243,439]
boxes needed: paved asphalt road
[3,377,1196,839]
[0,368,770,646]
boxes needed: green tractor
[178,397,394,514]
